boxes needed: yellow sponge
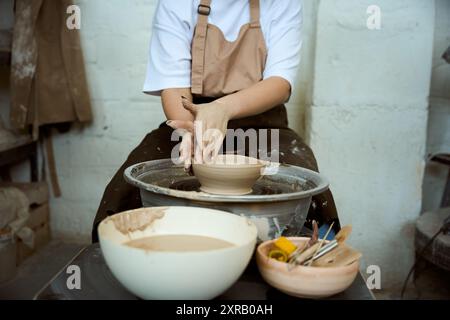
[274,237,297,255]
[268,249,288,262]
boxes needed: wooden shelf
[0,138,38,182]
[0,133,32,153]
[0,30,12,66]
[0,30,12,53]
[0,2,38,182]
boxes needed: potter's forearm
[216,77,291,120]
[161,88,194,121]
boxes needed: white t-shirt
[143,0,303,96]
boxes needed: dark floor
[0,241,85,299]
[1,240,449,300]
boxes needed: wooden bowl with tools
[256,224,361,298]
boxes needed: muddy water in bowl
[125,234,234,251]
[98,206,257,299]
[192,154,266,195]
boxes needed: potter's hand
[181,97,231,163]
[166,120,194,171]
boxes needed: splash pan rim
[124,159,329,203]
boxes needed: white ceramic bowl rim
[98,206,259,300]
[99,206,259,251]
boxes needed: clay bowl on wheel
[98,206,257,300]
[256,237,360,299]
[192,154,266,195]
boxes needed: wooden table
[34,243,375,300]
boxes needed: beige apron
[191,0,267,97]
[190,0,288,128]
[92,0,340,242]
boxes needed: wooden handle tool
[335,225,352,244]
[313,244,362,267]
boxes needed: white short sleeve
[143,0,193,96]
[262,0,303,90]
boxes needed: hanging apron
[10,0,93,131]
[91,0,340,242]
[10,0,93,197]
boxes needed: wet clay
[110,207,166,234]
[125,234,234,252]
[193,155,264,195]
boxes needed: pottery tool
[313,245,362,267]
[335,225,352,244]
[306,222,334,266]
[285,220,318,266]
[302,240,338,265]
[304,224,353,265]
[287,242,320,268]
[307,220,319,248]
[286,222,333,267]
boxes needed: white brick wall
[46,0,444,289]
[308,0,434,287]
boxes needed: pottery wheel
[123,159,330,240]
[124,159,329,203]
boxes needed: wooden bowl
[256,237,359,299]
[192,154,265,195]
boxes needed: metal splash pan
[124,159,329,241]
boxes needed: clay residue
[110,208,166,234]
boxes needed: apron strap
[191,0,261,95]
[191,0,211,95]
[249,0,261,28]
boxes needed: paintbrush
[288,222,335,268]
[303,224,352,265]
[313,245,362,267]
[306,222,334,266]
[335,225,352,244]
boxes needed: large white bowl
[98,206,257,300]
